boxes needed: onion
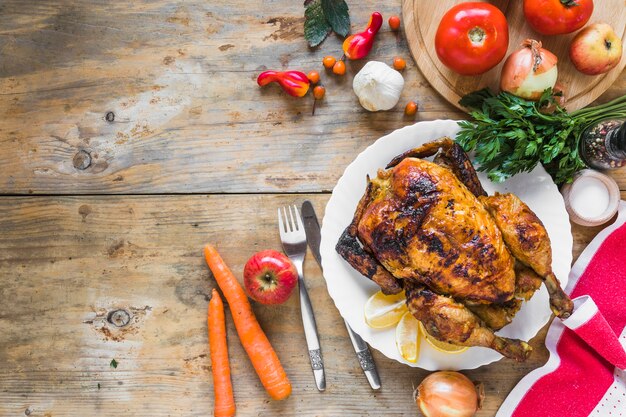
[414,371,484,417]
[500,39,558,101]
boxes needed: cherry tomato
[435,2,509,76]
[523,0,593,36]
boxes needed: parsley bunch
[456,89,626,184]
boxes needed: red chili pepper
[343,12,383,60]
[257,70,310,97]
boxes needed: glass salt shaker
[580,118,626,170]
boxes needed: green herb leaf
[320,0,350,37]
[304,0,332,47]
[456,88,593,184]
[97,383,101,389]
[110,359,118,369]
[459,88,494,111]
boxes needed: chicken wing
[336,178,403,294]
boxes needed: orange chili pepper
[343,12,383,60]
[257,70,310,97]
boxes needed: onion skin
[500,39,558,101]
[415,371,483,417]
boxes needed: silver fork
[278,205,326,392]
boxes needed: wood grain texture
[403,0,626,111]
[0,0,466,195]
[1,0,625,416]
[0,1,623,194]
[0,194,618,416]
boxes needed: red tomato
[523,0,593,35]
[435,3,509,76]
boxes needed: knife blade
[301,200,381,390]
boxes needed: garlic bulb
[353,61,404,111]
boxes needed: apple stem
[605,39,612,50]
[263,273,275,285]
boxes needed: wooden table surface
[0,1,624,416]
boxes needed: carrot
[208,289,236,417]
[204,244,292,401]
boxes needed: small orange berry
[389,15,401,31]
[313,85,326,100]
[405,101,418,116]
[393,57,406,71]
[322,56,337,69]
[307,70,320,84]
[332,60,346,75]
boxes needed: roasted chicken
[336,138,573,361]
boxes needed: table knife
[301,200,382,390]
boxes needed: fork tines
[278,205,304,235]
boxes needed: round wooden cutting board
[402,0,626,112]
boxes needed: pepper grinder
[580,118,626,170]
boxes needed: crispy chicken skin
[357,158,516,304]
[467,263,543,330]
[405,282,531,361]
[336,138,573,360]
[481,193,574,318]
[336,180,403,295]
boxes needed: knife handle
[294,260,326,391]
[344,320,381,390]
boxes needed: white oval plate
[320,120,572,370]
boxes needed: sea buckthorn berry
[393,57,406,71]
[307,70,320,84]
[313,85,326,100]
[389,15,401,31]
[332,60,346,75]
[405,101,418,116]
[322,56,337,69]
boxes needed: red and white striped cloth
[498,202,626,417]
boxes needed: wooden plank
[0,193,612,416]
[1,1,623,194]
[0,0,465,195]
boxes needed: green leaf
[304,0,332,47]
[110,359,118,369]
[320,0,350,37]
[458,88,494,110]
[454,87,600,184]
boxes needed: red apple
[243,250,298,305]
[569,23,623,75]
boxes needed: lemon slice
[364,290,408,329]
[396,311,421,362]
[418,322,469,354]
